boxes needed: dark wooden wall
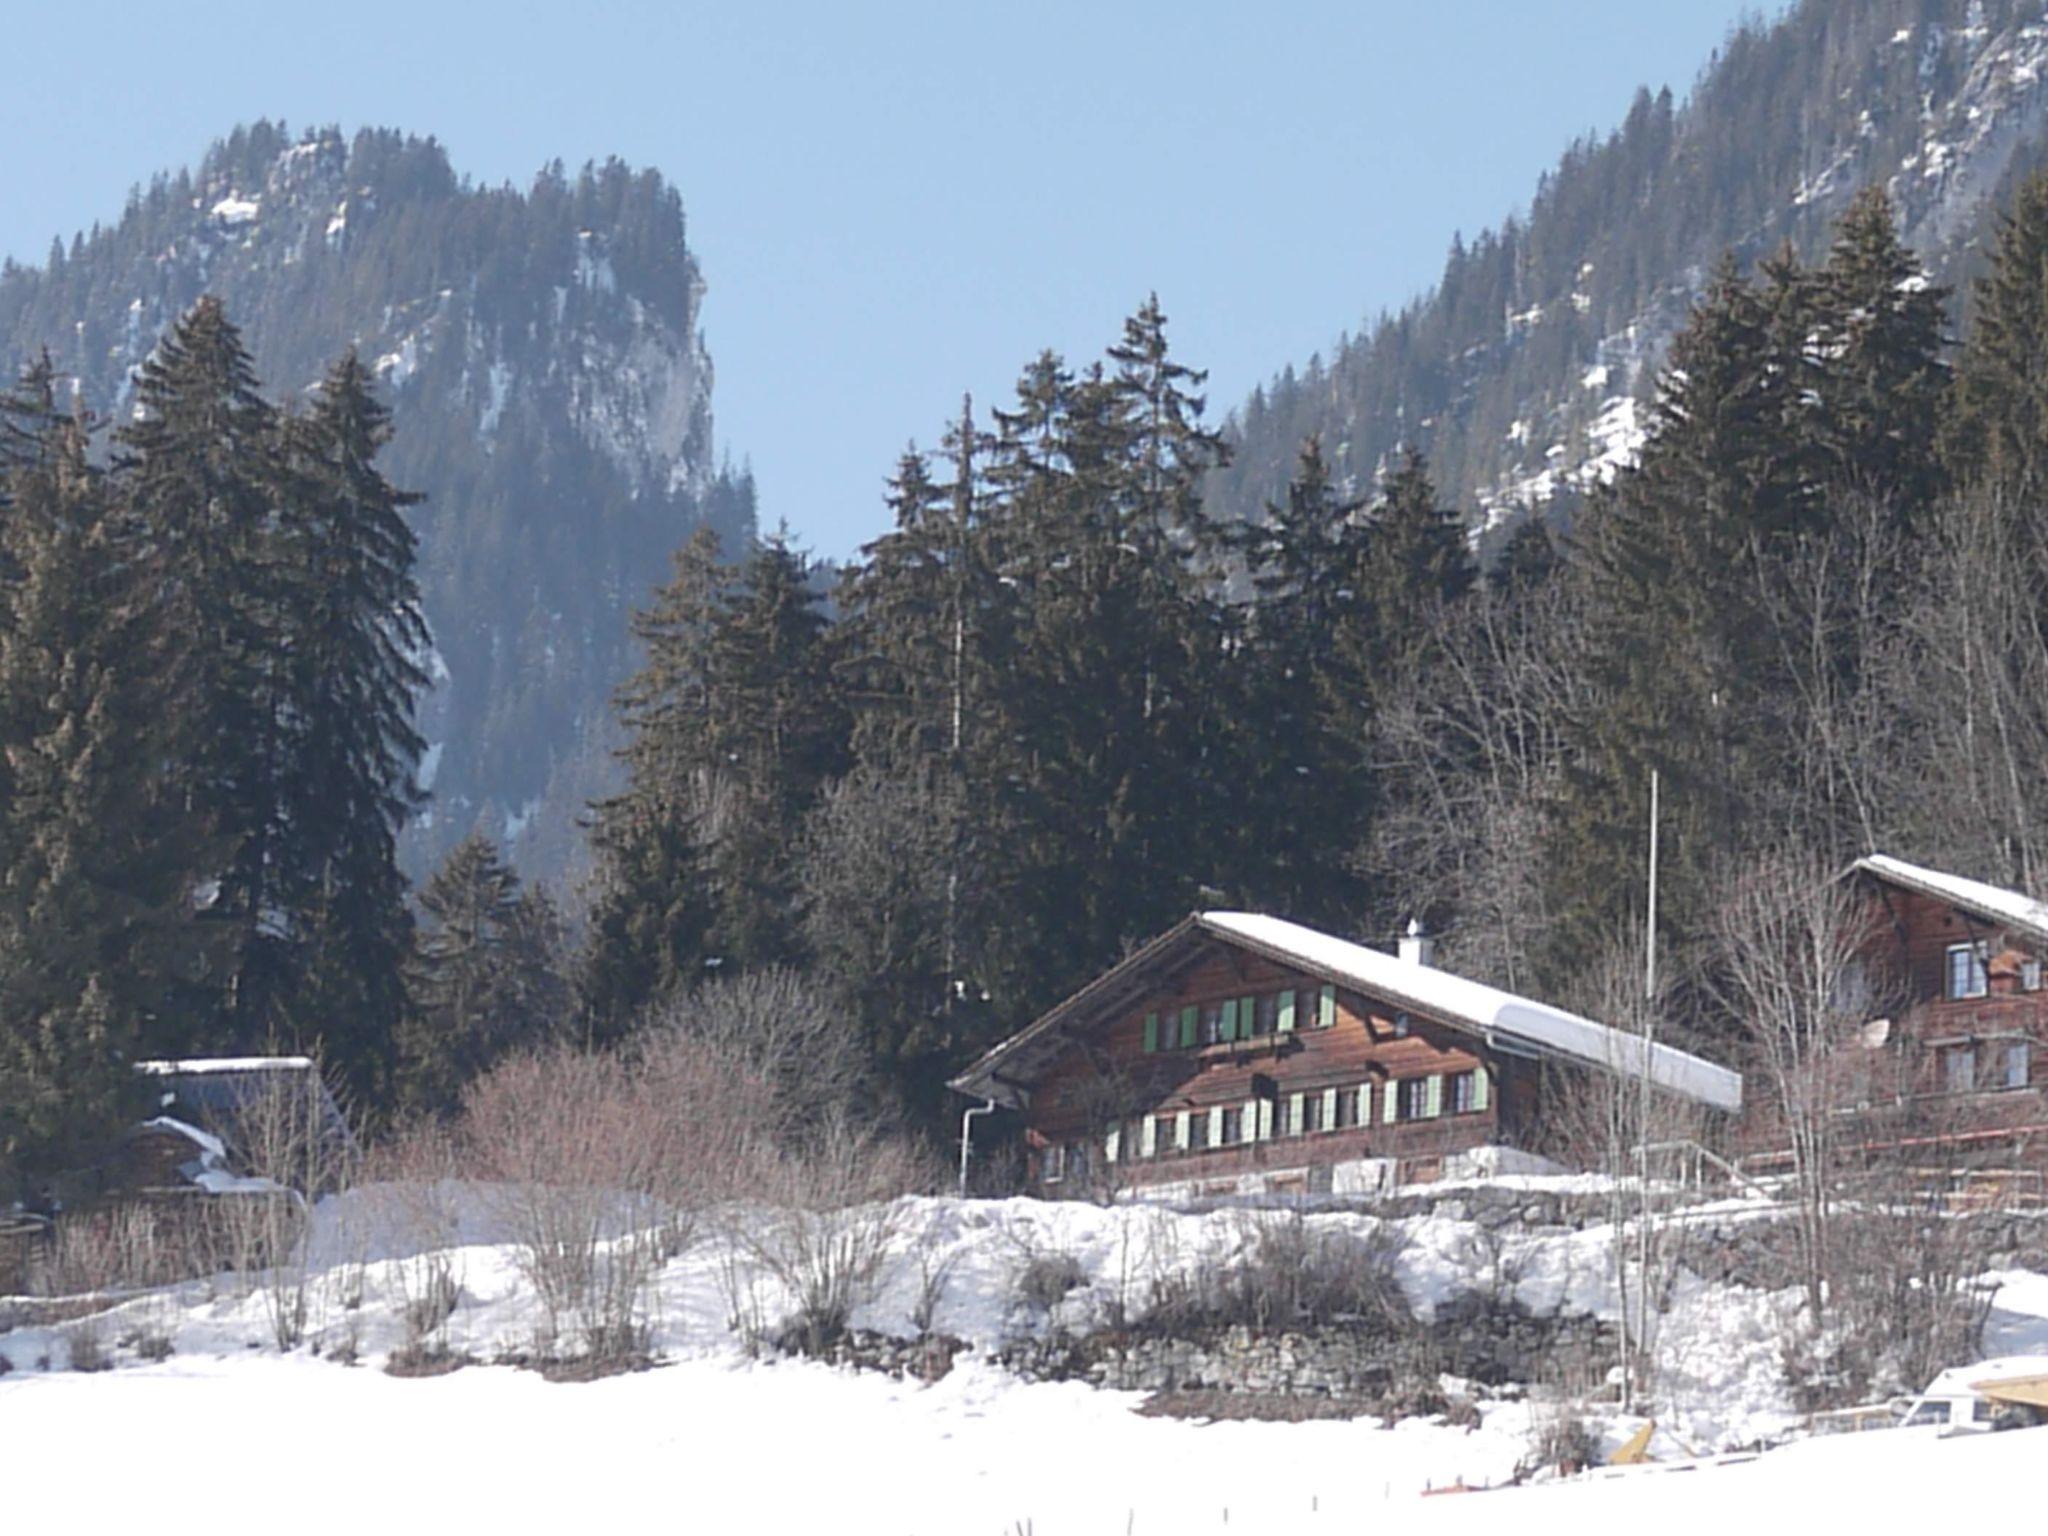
[1025,937,1510,1190]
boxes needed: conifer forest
[5,163,2048,1188]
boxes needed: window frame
[1947,941,1990,1001]
[1944,1043,1979,1096]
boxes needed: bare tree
[1707,843,1892,1324]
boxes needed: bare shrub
[730,1112,934,1356]
[907,1228,959,1340]
[363,1124,472,1358]
[1783,1197,2001,1409]
[1141,1213,1411,1338]
[65,1320,109,1373]
[460,1048,670,1362]
[216,1066,355,1350]
[1012,1250,1087,1314]
[1526,1397,1600,1474]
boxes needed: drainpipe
[958,1098,998,1197]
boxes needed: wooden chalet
[951,912,1742,1197]
[1744,854,2048,1186]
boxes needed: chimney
[1398,918,1435,968]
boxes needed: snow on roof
[1853,854,2048,944]
[1917,1354,2048,1401]
[137,1115,227,1162]
[1198,912,1743,1112]
[135,1056,317,1076]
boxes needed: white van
[1893,1355,2048,1435]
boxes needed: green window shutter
[1143,1012,1158,1053]
[1318,984,1337,1028]
[1286,1092,1305,1136]
[1383,1081,1400,1124]
[1472,1068,1491,1113]
[1320,1087,1338,1131]
[1180,1006,1198,1049]
[1207,1106,1225,1148]
[1357,1085,1373,1126]
[1240,995,1256,1035]
[1243,1099,1260,1143]
[1425,1074,1444,1119]
[1220,998,1238,1042]
[1257,1099,1275,1140]
[1276,989,1296,1033]
[1106,1127,1122,1164]
[1140,1115,1158,1158]
[1174,1110,1191,1151]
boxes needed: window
[1947,942,1989,1001]
[1945,1044,1978,1095]
[1067,1143,1091,1183]
[1188,1111,1210,1151]
[1400,1077,1432,1121]
[1253,992,1279,1037]
[1450,1071,1478,1114]
[1042,1145,1065,1183]
[1829,958,1871,1018]
[1392,1012,1410,1038]
[2003,1042,2033,1090]
[1332,1086,1358,1130]
[2024,959,2044,993]
[1202,1001,1227,1046]
[1300,1091,1325,1134]
[1221,1107,1243,1145]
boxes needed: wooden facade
[1742,857,2048,1180]
[954,913,1739,1198]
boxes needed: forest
[9,167,2048,1195]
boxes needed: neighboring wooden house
[950,912,1742,1197]
[1742,855,2048,1187]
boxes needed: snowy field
[4,1190,2047,1534]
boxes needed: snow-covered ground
[3,1188,2045,1533]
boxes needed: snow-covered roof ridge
[1198,911,1742,1112]
[135,1056,317,1076]
[1851,853,2048,944]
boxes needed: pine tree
[1546,253,1814,980]
[273,350,429,1103]
[0,409,191,1194]
[112,297,292,1051]
[1950,167,2048,503]
[1234,437,1373,924]
[702,532,847,967]
[1809,189,1948,516]
[584,526,728,1037]
[397,833,568,1119]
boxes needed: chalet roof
[949,912,1742,1113]
[134,1056,357,1162]
[1851,854,2048,946]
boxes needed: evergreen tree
[0,409,190,1194]
[1809,189,1948,516]
[1950,167,2048,504]
[584,526,844,1030]
[274,350,429,1103]
[397,833,568,1119]
[584,526,727,1037]
[701,532,847,967]
[112,297,292,1052]
[1234,437,1373,924]
[1546,254,1813,980]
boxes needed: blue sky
[1,1,1773,559]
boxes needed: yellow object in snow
[1609,1421,1656,1465]
[1970,1374,2048,1410]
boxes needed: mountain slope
[0,122,755,881]
[1215,0,2048,541]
